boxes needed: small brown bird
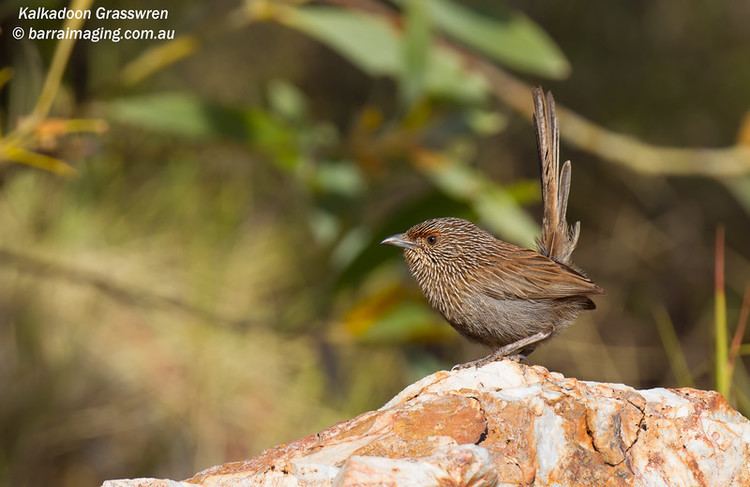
[382,88,603,367]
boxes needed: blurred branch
[15,0,93,136]
[0,247,258,330]
[117,0,272,86]
[411,148,539,246]
[330,0,750,178]
[474,65,750,178]
[715,226,729,397]
[729,286,750,377]
[121,37,199,86]
[23,0,93,131]
[653,306,695,387]
[1,146,77,176]
[0,0,98,175]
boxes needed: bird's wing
[477,246,603,301]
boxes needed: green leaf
[334,193,469,290]
[466,109,507,135]
[424,45,488,102]
[313,161,366,197]
[359,301,451,344]
[268,79,308,122]
[309,210,340,246]
[725,177,750,216]
[418,151,539,247]
[106,93,306,170]
[425,0,570,79]
[280,6,487,102]
[280,7,401,77]
[106,92,246,139]
[330,226,371,270]
[1,146,76,176]
[245,108,300,170]
[401,0,431,105]
[475,187,538,248]
[505,179,541,205]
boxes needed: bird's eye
[426,235,438,245]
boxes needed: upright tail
[532,88,580,266]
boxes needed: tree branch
[331,0,750,178]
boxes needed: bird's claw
[451,352,526,371]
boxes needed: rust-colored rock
[102,360,750,486]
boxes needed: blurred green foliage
[1,0,750,485]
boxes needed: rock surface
[102,360,750,486]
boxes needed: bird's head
[381,217,495,275]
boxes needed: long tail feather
[532,88,580,265]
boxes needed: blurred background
[1,0,750,484]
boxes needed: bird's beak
[381,233,417,250]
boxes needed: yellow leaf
[0,145,76,176]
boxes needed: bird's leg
[493,330,553,358]
[451,330,553,371]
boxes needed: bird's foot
[450,331,552,371]
[451,352,525,371]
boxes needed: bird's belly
[442,294,578,348]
